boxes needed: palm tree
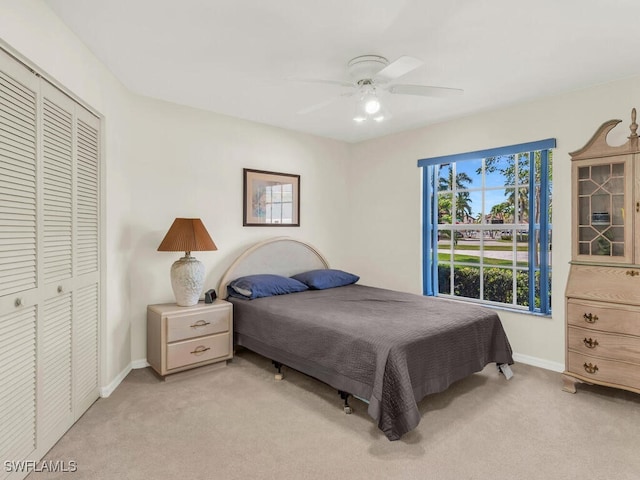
[483,151,553,259]
[504,187,529,223]
[490,201,514,223]
[438,166,473,224]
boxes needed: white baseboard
[99,359,150,398]
[513,352,564,372]
[100,363,132,398]
[131,358,150,369]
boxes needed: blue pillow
[227,274,308,300]
[291,269,359,290]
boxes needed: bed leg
[338,390,353,414]
[272,360,284,381]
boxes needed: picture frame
[243,168,300,226]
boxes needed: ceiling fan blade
[374,56,424,82]
[388,84,464,98]
[287,77,354,88]
[296,90,355,115]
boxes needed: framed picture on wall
[243,169,300,226]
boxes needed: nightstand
[147,299,233,377]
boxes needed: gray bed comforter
[229,284,513,440]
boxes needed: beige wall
[126,95,350,363]
[4,0,640,387]
[347,80,640,369]
[0,0,350,389]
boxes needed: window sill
[434,294,552,318]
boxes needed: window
[264,183,294,224]
[418,139,555,314]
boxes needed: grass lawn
[438,243,529,252]
[437,253,527,267]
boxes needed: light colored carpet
[28,349,640,480]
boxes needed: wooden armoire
[564,109,640,394]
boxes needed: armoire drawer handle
[625,270,639,277]
[583,362,598,374]
[190,320,211,328]
[583,313,598,323]
[190,346,211,355]
[583,338,599,349]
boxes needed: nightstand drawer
[166,333,231,370]
[166,308,230,342]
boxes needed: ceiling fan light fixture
[353,87,385,123]
[353,90,388,124]
[364,94,381,115]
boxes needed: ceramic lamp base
[170,254,205,306]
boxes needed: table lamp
[157,218,217,306]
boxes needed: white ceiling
[44,0,640,143]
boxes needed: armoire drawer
[567,326,640,364]
[567,299,640,336]
[566,351,640,391]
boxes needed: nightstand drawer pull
[583,362,599,374]
[165,308,230,342]
[190,345,211,355]
[190,320,211,328]
[583,313,598,323]
[626,270,639,277]
[583,338,599,349]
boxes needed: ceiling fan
[295,54,463,122]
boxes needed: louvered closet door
[1,49,101,480]
[0,49,39,478]
[72,105,100,416]
[37,82,75,451]
[36,82,100,451]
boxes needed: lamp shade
[157,218,217,253]
[157,218,217,307]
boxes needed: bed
[219,237,514,441]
